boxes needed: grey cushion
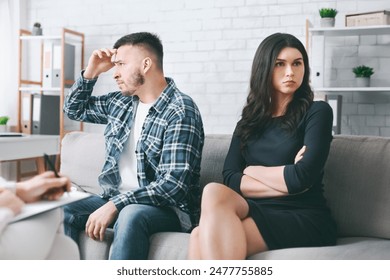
[324,135,390,239]
[199,134,231,187]
[249,237,390,260]
[148,232,189,260]
[61,132,105,194]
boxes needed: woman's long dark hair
[236,33,314,149]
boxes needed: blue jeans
[63,195,181,260]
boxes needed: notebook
[10,190,91,223]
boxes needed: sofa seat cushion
[149,232,190,260]
[249,237,390,260]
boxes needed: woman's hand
[295,146,306,164]
[15,171,71,203]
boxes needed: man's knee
[115,204,151,228]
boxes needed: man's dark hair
[113,32,164,70]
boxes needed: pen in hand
[43,153,69,196]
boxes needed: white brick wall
[20,0,390,136]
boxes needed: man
[0,172,79,259]
[63,32,204,259]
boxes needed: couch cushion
[199,134,231,188]
[79,229,114,260]
[249,237,390,260]
[148,232,189,259]
[323,135,390,239]
[60,131,105,195]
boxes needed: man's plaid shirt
[64,74,204,230]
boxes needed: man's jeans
[63,195,181,259]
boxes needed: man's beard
[121,71,145,96]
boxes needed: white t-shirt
[119,101,153,193]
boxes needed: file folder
[32,94,60,135]
[43,41,75,88]
[21,93,33,134]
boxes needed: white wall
[17,0,390,135]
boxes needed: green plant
[319,8,338,18]
[33,22,41,28]
[0,116,9,125]
[352,65,374,78]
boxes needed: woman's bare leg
[192,183,268,259]
[188,226,201,259]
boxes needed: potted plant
[352,65,374,87]
[319,8,338,27]
[32,22,43,35]
[0,116,9,132]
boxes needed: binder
[43,42,75,88]
[21,93,33,134]
[32,94,60,135]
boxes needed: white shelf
[20,35,61,41]
[20,35,82,44]
[309,25,390,36]
[19,87,61,92]
[314,87,390,92]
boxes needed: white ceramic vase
[320,17,335,27]
[0,125,7,133]
[356,77,370,87]
[32,26,42,35]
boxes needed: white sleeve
[0,177,17,234]
[0,207,14,235]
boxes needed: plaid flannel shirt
[63,73,204,230]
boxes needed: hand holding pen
[43,153,70,197]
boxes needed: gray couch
[60,132,390,259]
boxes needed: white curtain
[0,0,20,126]
[0,0,20,179]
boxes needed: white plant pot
[356,77,370,87]
[32,26,42,36]
[0,125,7,133]
[320,18,335,27]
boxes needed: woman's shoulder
[307,100,332,116]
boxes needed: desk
[0,135,60,178]
[0,135,60,161]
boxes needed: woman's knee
[189,226,200,240]
[201,183,236,210]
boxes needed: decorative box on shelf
[345,10,390,27]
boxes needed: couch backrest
[199,134,231,188]
[61,131,105,194]
[323,135,390,239]
[60,132,232,194]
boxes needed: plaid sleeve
[111,115,203,211]
[63,73,110,124]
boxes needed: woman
[188,33,337,259]
[0,172,79,259]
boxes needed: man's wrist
[2,181,16,194]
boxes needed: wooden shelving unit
[17,28,85,140]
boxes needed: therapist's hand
[0,189,24,215]
[15,171,70,203]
